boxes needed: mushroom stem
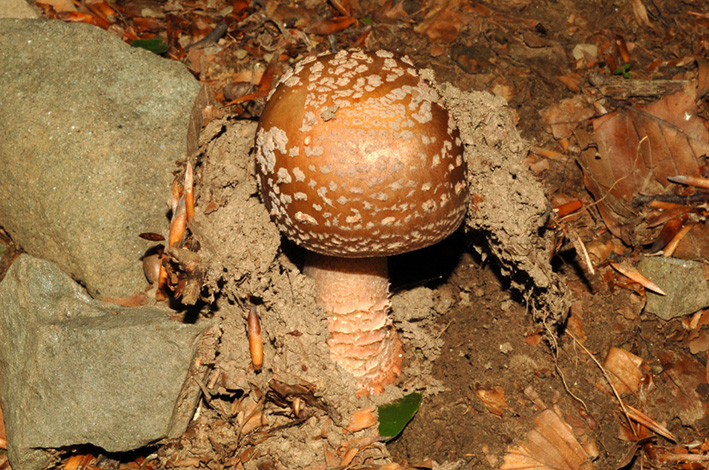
[303,253,403,395]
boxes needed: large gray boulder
[0,19,201,298]
[0,255,212,470]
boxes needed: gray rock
[0,19,201,298]
[0,255,211,470]
[638,256,709,320]
[0,0,39,19]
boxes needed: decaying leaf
[579,86,709,247]
[475,385,510,417]
[602,347,645,396]
[501,409,593,470]
[610,261,667,295]
[625,405,677,442]
[658,350,708,425]
[236,395,267,435]
[541,95,596,139]
[413,0,464,43]
[347,406,377,433]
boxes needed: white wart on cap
[255,49,468,258]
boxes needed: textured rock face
[0,19,201,298]
[0,255,211,470]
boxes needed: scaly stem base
[303,253,403,395]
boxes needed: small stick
[662,224,694,257]
[566,331,635,434]
[667,175,709,190]
[625,405,676,442]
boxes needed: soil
[5,0,709,469]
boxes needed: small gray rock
[0,255,211,470]
[638,256,709,320]
[0,0,39,19]
[0,19,201,298]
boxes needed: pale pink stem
[303,253,403,395]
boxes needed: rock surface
[0,255,212,470]
[638,256,709,320]
[0,0,39,19]
[0,19,201,298]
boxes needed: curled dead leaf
[306,16,356,35]
[610,261,667,295]
[603,347,644,395]
[501,409,593,470]
[347,406,377,432]
[475,386,510,417]
[579,87,709,248]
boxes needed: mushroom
[255,49,468,394]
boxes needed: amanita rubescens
[255,49,467,394]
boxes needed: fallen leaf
[658,350,708,425]
[347,406,377,432]
[603,347,645,395]
[378,392,422,441]
[541,95,596,139]
[306,16,356,35]
[475,385,510,417]
[413,0,464,44]
[579,87,709,247]
[689,330,709,354]
[626,405,677,442]
[501,409,593,470]
[610,261,667,295]
[558,73,584,92]
[36,0,76,12]
[630,0,653,28]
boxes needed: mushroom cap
[255,49,468,258]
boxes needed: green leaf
[378,392,422,441]
[361,17,372,25]
[130,39,169,54]
[613,63,631,79]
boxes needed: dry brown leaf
[610,261,667,295]
[37,0,76,12]
[475,386,510,417]
[658,350,708,425]
[565,310,587,343]
[347,406,378,432]
[698,59,709,98]
[630,0,653,28]
[689,329,709,354]
[413,0,464,44]
[602,347,644,395]
[501,409,593,470]
[306,15,356,35]
[541,95,596,139]
[557,73,583,93]
[236,395,267,434]
[625,405,677,442]
[579,87,709,247]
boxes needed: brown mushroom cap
[255,49,468,258]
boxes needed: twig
[185,22,228,50]
[566,330,635,434]
[543,322,590,415]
